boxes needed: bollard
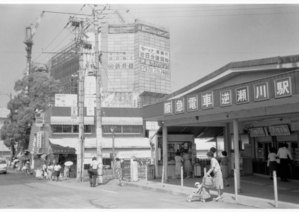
[234,169,238,201]
[161,166,164,185]
[181,166,183,187]
[145,165,148,182]
[273,170,278,208]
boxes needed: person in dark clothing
[277,143,293,182]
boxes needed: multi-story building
[38,9,171,167]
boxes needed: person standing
[47,162,54,181]
[64,165,70,180]
[206,151,224,201]
[42,162,48,180]
[220,151,230,187]
[88,157,99,187]
[277,143,293,182]
[53,162,62,181]
[267,148,278,180]
[183,150,192,178]
[175,150,183,179]
[115,158,123,186]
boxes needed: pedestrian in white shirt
[277,143,292,182]
[88,157,99,187]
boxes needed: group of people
[40,160,70,181]
[268,143,293,182]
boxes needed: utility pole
[93,5,104,185]
[69,18,86,182]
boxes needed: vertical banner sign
[71,106,78,120]
[274,77,292,98]
[187,95,198,112]
[174,98,185,114]
[220,90,232,107]
[236,86,249,104]
[254,82,269,101]
[164,101,173,114]
[201,91,214,109]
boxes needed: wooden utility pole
[75,19,85,182]
[93,6,104,184]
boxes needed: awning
[49,142,76,154]
[49,137,150,150]
[51,116,94,125]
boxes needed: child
[187,181,211,202]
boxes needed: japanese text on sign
[201,92,213,109]
[236,86,249,104]
[187,95,198,111]
[220,90,232,106]
[254,82,269,101]
[164,101,173,114]
[274,77,292,98]
[174,98,184,113]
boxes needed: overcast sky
[1,3,299,107]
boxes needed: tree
[1,67,61,157]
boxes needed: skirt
[213,170,224,190]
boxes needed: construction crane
[24,11,45,76]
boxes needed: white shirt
[90,160,98,169]
[277,147,292,160]
[268,153,277,162]
[54,164,61,171]
[210,158,221,173]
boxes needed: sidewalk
[126,175,299,209]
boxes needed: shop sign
[187,95,198,112]
[254,82,269,101]
[249,127,268,137]
[220,90,232,107]
[164,101,173,114]
[174,98,185,114]
[236,86,249,104]
[268,124,291,136]
[137,24,170,38]
[274,77,292,98]
[201,91,214,109]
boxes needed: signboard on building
[139,45,169,70]
[254,82,269,101]
[236,86,249,104]
[187,95,198,112]
[174,98,185,114]
[249,127,268,137]
[164,101,173,115]
[274,77,292,98]
[55,94,77,107]
[268,125,291,136]
[220,90,232,107]
[201,91,214,109]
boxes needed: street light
[110,127,115,177]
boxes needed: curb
[126,181,299,209]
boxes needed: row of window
[108,63,134,70]
[51,125,143,134]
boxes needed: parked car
[0,159,8,174]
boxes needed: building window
[84,125,92,133]
[122,125,143,134]
[122,63,127,69]
[129,63,134,69]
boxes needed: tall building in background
[49,10,171,108]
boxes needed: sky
[1,2,299,108]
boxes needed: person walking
[42,162,48,180]
[115,158,123,186]
[277,143,293,182]
[206,151,224,201]
[267,147,278,180]
[88,157,99,187]
[220,151,230,187]
[64,165,70,180]
[175,150,183,179]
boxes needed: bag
[203,176,214,188]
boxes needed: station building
[142,55,299,187]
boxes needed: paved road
[0,170,254,209]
